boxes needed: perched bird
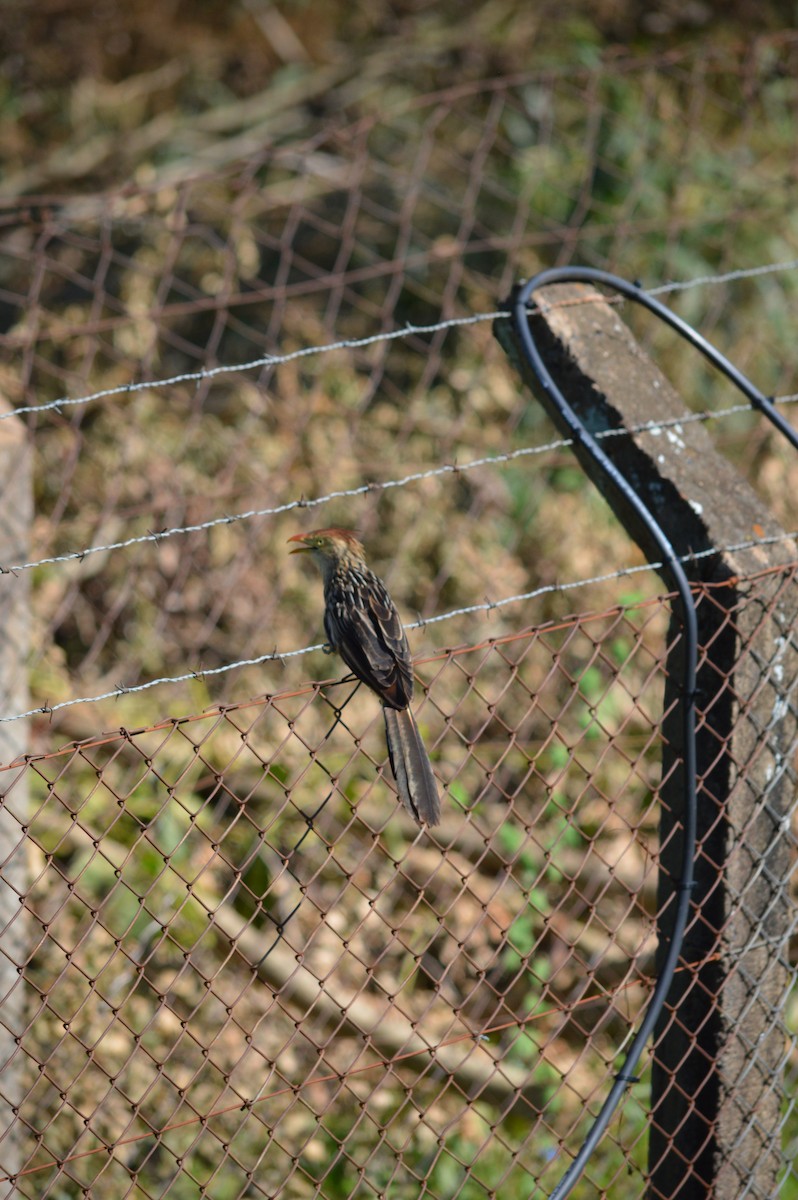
[288,528,440,826]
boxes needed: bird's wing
[326,576,414,708]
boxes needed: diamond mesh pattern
[5,596,671,1196]
[1,32,798,1199]
[0,572,792,1196]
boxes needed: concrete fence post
[495,283,798,1198]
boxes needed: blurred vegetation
[3,3,798,1197]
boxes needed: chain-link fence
[0,587,686,1195]
[2,565,797,1197]
[2,28,798,1198]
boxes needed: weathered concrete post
[0,400,31,1193]
[495,283,798,1197]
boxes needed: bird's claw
[322,642,334,655]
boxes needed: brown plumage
[288,528,440,826]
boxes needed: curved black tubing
[518,268,798,454]
[508,267,798,1199]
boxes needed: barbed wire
[5,534,796,729]
[11,562,791,770]
[7,256,798,427]
[645,257,798,295]
[12,557,793,771]
[6,396,797,577]
[5,311,505,423]
[6,261,798,732]
[3,641,327,726]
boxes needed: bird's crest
[287,528,364,554]
[299,527,360,542]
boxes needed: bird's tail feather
[383,707,440,826]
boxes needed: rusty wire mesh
[1,29,798,1200]
[3,589,671,1197]
[0,567,795,1197]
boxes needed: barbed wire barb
[4,532,796,727]
[7,256,798,427]
[7,395,798,578]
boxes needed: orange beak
[287,533,311,555]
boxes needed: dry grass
[2,5,798,1197]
